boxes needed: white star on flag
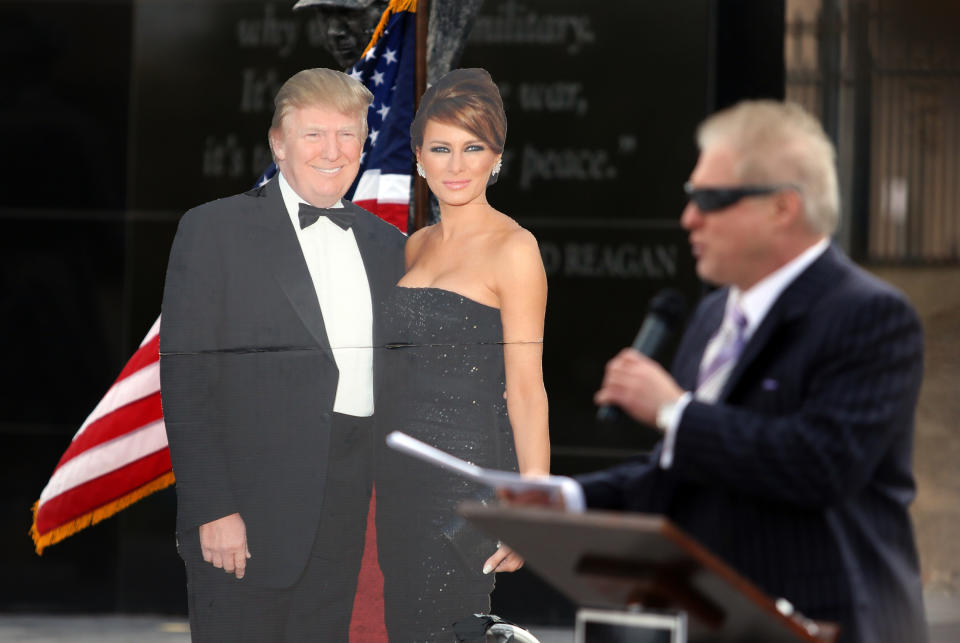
[30,0,420,562]
[342,0,415,233]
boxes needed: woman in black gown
[376,68,550,641]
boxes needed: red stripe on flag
[116,334,160,381]
[55,393,164,469]
[354,200,409,233]
[36,449,172,534]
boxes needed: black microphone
[596,288,688,423]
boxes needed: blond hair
[270,68,374,138]
[697,100,839,235]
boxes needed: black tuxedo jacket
[159,177,405,588]
[578,246,927,643]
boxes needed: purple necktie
[697,303,748,389]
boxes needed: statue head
[295,0,390,69]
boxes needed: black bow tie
[298,203,355,231]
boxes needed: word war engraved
[498,81,588,115]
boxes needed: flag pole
[412,0,429,232]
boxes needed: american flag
[31,0,419,555]
[31,317,170,554]
[346,0,417,233]
[257,0,417,233]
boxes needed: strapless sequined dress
[376,286,518,642]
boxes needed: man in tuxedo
[518,101,926,642]
[160,68,405,641]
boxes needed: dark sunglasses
[684,182,800,213]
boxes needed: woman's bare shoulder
[490,214,539,254]
[405,223,437,256]
[485,216,543,286]
[407,222,437,243]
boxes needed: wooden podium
[459,503,837,643]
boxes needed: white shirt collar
[277,171,343,227]
[728,237,830,337]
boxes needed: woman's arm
[495,228,550,476]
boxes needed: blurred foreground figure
[160,68,405,642]
[516,100,928,643]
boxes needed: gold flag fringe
[360,0,418,59]
[30,471,176,556]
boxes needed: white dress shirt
[657,237,830,468]
[278,172,375,417]
[562,239,831,510]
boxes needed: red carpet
[349,488,388,642]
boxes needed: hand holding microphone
[595,289,687,424]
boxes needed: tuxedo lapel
[343,200,393,308]
[248,179,335,358]
[718,245,842,401]
[345,201,402,395]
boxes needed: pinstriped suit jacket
[578,245,927,643]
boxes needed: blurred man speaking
[544,101,926,643]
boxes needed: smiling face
[417,119,501,208]
[270,104,364,207]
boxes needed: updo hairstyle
[409,68,506,155]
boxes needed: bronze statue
[295,0,390,69]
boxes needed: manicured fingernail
[482,564,493,574]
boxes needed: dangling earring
[492,158,502,176]
[416,162,426,178]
